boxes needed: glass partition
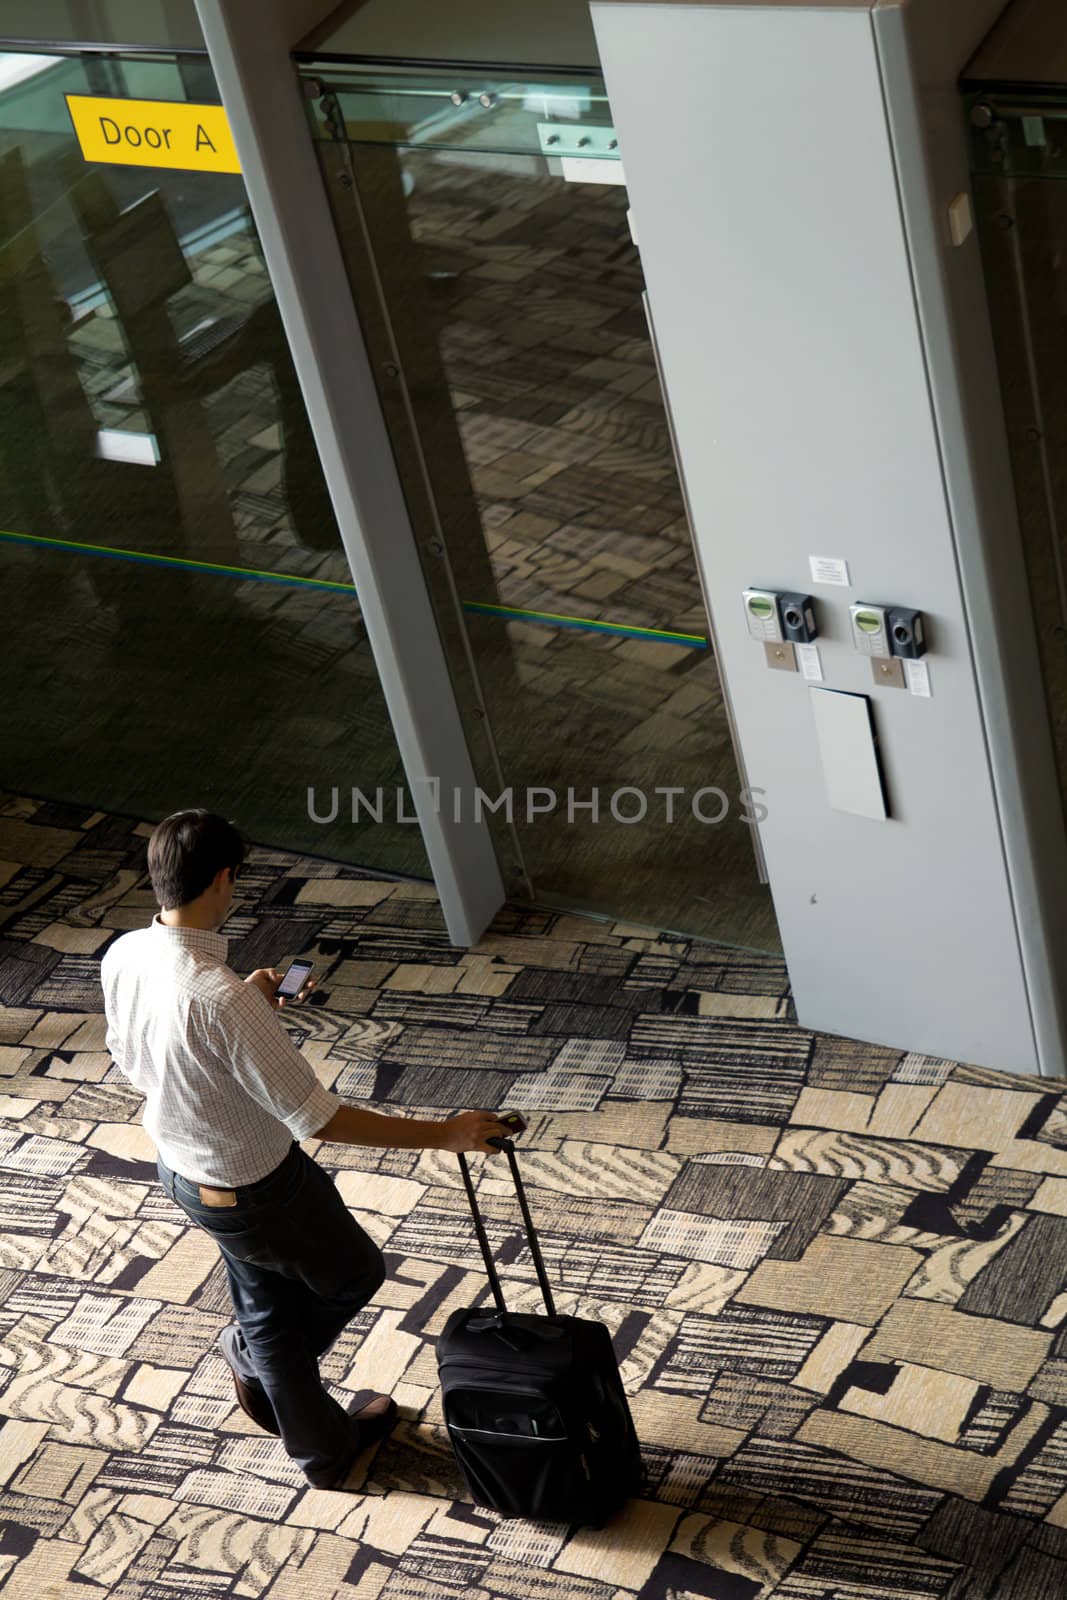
[0,49,430,878]
[968,89,1067,820]
[301,62,779,950]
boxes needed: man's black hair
[147,810,246,910]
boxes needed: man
[100,810,510,1491]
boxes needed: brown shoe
[219,1326,280,1435]
[348,1391,398,1448]
[321,1393,399,1489]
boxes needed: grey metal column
[193,0,505,946]
[592,0,1067,1075]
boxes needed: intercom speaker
[887,608,926,659]
[780,593,818,644]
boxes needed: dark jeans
[157,1143,386,1486]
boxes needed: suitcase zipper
[447,1424,568,1441]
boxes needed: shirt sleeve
[99,951,129,1076]
[105,1016,128,1075]
[210,982,339,1141]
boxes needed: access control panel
[742,588,822,678]
[849,603,890,657]
[743,588,785,643]
[743,585,931,698]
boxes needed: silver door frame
[194,0,506,946]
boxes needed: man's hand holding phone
[245,960,316,1010]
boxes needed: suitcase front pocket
[444,1388,589,1519]
[445,1387,565,1440]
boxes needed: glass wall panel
[969,92,1067,822]
[303,64,779,950]
[0,49,430,878]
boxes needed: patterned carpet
[1,793,1066,1600]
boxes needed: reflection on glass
[0,49,429,879]
[305,66,779,950]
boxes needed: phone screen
[275,960,313,999]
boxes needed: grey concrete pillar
[592,0,1067,1074]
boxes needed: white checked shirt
[100,917,338,1186]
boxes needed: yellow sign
[65,95,241,174]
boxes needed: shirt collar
[152,915,228,963]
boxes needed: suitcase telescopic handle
[457,1142,557,1320]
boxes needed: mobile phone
[275,959,314,1000]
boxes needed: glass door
[969,90,1067,825]
[0,47,430,878]
[301,62,780,951]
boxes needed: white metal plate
[810,688,888,820]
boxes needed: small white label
[524,91,591,119]
[560,156,626,186]
[904,659,931,697]
[809,556,850,588]
[948,192,973,248]
[627,206,639,247]
[95,428,160,467]
[796,642,824,682]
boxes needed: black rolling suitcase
[437,1139,643,1525]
